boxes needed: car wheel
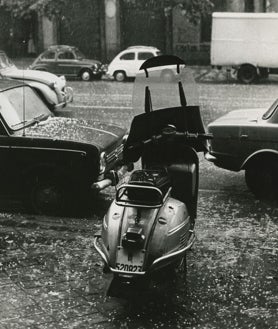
[237,64,257,84]
[29,175,71,215]
[80,69,92,81]
[245,160,278,200]
[114,71,126,82]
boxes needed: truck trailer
[211,12,278,83]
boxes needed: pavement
[1,188,277,329]
[0,205,114,329]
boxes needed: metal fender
[28,81,58,105]
[101,200,125,266]
[146,197,190,266]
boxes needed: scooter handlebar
[127,127,212,151]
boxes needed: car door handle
[240,134,248,140]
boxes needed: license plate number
[115,248,144,272]
[115,263,143,272]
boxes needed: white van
[211,12,278,83]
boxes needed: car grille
[106,143,124,165]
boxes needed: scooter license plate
[115,249,144,272]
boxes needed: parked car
[107,46,161,81]
[29,45,106,81]
[0,79,127,214]
[0,50,73,111]
[206,101,278,199]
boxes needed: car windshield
[262,98,278,120]
[0,52,14,69]
[75,49,85,59]
[0,85,51,131]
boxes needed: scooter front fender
[94,235,147,276]
[94,230,196,277]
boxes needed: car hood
[21,117,126,150]
[1,67,65,89]
[209,108,266,127]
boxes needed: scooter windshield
[132,55,198,117]
[124,56,207,164]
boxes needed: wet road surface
[1,73,278,328]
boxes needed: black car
[29,45,106,81]
[0,79,126,214]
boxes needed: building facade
[0,0,277,63]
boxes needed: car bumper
[53,86,73,110]
[204,151,217,163]
[91,164,130,191]
[205,151,241,171]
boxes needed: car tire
[114,71,126,82]
[80,69,92,81]
[245,160,278,200]
[28,175,71,215]
[237,64,257,84]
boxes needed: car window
[0,52,14,69]
[58,51,75,60]
[120,52,135,60]
[75,49,85,59]
[138,52,155,60]
[41,51,56,60]
[0,86,51,130]
[262,98,278,120]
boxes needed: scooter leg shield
[168,162,198,220]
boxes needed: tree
[122,0,214,24]
[0,0,214,22]
[0,0,67,18]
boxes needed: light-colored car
[0,50,73,111]
[206,100,278,199]
[107,46,161,82]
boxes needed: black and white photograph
[0,0,277,328]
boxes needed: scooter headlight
[99,152,107,174]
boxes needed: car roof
[47,45,78,51]
[126,45,160,51]
[0,78,25,91]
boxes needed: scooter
[94,55,211,298]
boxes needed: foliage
[0,0,214,22]
[123,0,214,24]
[0,0,67,18]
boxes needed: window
[138,52,154,60]
[0,86,50,130]
[41,51,56,60]
[120,52,135,60]
[58,51,75,60]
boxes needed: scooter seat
[128,170,170,196]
